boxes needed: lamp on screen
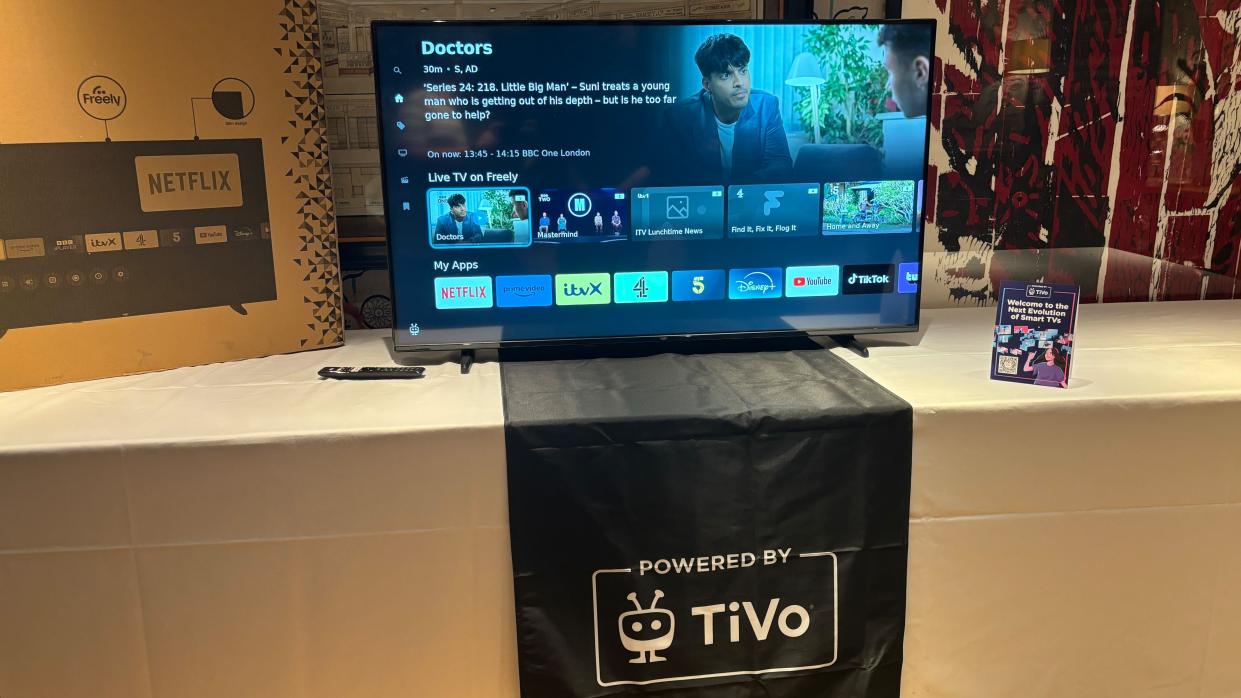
[786,52,826,144]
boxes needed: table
[1,300,1238,698]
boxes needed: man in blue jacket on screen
[433,192,483,243]
[662,34,793,184]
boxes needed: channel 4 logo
[614,271,669,304]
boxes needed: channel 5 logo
[592,549,837,687]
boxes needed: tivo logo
[134,154,243,212]
[593,548,838,687]
[1025,284,1053,298]
[82,85,122,106]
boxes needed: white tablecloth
[1,300,1238,697]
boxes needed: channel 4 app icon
[728,268,783,300]
[555,273,611,306]
[496,274,553,307]
[614,271,669,303]
[786,265,840,297]
[434,276,493,309]
[897,262,920,294]
[726,183,820,238]
[671,270,725,301]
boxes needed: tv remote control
[318,366,425,380]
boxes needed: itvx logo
[593,546,838,687]
[555,273,610,306]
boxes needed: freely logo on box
[496,275,553,307]
[728,268,782,300]
[134,153,243,212]
[897,263,919,294]
[435,276,493,309]
[556,273,611,306]
[671,270,725,301]
[785,265,840,297]
[614,271,669,303]
[592,547,838,687]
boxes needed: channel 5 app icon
[671,270,725,301]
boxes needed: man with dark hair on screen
[662,34,793,183]
[433,193,483,242]
[877,24,933,118]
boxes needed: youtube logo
[785,266,840,297]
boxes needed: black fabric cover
[502,349,912,698]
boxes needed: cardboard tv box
[0,0,341,391]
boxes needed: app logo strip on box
[496,274,554,307]
[614,271,669,303]
[671,269,726,301]
[785,265,840,297]
[434,275,493,309]
[728,268,783,300]
[555,273,611,306]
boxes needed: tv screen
[372,20,935,349]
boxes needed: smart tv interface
[373,20,934,349]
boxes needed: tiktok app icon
[592,549,839,688]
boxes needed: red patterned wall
[908,0,1241,305]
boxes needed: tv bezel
[372,18,937,352]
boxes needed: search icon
[393,66,402,75]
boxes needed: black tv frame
[373,18,936,357]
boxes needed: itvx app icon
[728,268,783,300]
[555,273,611,306]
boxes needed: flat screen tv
[372,19,935,351]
